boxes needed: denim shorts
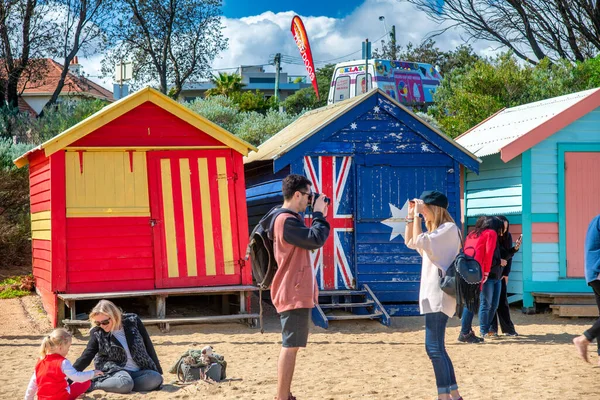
[280,308,310,348]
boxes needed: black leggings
[583,280,600,355]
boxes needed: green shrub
[234,109,297,147]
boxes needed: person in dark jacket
[573,214,600,365]
[490,215,521,336]
[73,300,163,394]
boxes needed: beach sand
[1,295,598,400]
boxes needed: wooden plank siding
[305,108,460,309]
[65,217,155,293]
[464,154,523,300]
[465,154,522,217]
[29,153,53,297]
[528,107,600,291]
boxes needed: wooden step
[63,314,260,327]
[319,290,366,296]
[532,292,595,305]
[320,301,374,309]
[327,312,383,321]
[550,304,599,318]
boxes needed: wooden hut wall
[282,101,464,313]
[521,106,600,306]
[464,154,524,303]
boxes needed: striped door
[148,150,241,288]
[565,152,600,277]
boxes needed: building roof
[14,87,258,167]
[456,88,600,162]
[19,58,113,101]
[17,97,37,117]
[245,89,480,170]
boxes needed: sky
[81,0,494,90]
[221,0,366,19]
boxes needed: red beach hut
[14,87,258,328]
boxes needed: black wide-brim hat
[419,190,449,209]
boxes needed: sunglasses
[94,318,111,327]
[298,191,313,201]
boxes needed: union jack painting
[303,155,355,290]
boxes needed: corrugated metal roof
[245,90,374,164]
[456,88,600,157]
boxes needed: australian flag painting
[303,155,355,290]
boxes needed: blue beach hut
[244,89,480,327]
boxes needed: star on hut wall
[350,122,357,130]
[381,200,411,241]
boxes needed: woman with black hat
[405,190,464,400]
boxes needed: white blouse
[406,222,461,318]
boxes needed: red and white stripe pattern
[304,156,354,290]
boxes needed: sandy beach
[1,295,598,400]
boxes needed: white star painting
[350,122,357,130]
[381,200,411,241]
[373,106,380,113]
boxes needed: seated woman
[73,300,163,394]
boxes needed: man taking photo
[271,174,330,400]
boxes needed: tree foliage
[205,72,245,97]
[406,0,600,65]
[282,64,335,114]
[372,38,480,74]
[102,0,227,97]
[185,95,296,147]
[0,0,57,107]
[429,53,600,138]
[44,0,113,110]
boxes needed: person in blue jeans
[458,216,504,343]
[405,191,464,400]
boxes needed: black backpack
[245,206,297,290]
[439,229,483,318]
[245,207,296,332]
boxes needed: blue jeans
[92,370,163,393]
[425,312,458,395]
[479,278,502,335]
[460,307,474,335]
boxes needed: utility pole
[390,25,397,60]
[274,53,281,102]
[363,39,371,91]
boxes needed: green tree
[230,90,275,114]
[373,39,480,75]
[430,52,600,138]
[102,0,227,97]
[282,64,335,115]
[205,72,245,98]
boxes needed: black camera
[312,193,331,206]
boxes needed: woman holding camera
[73,300,163,394]
[405,190,464,400]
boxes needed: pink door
[565,152,600,277]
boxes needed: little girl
[25,328,102,400]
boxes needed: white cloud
[80,0,498,90]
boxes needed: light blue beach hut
[456,88,600,314]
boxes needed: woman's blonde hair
[425,204,455,232]
[89,300,123,332]
[39,328,71,358]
